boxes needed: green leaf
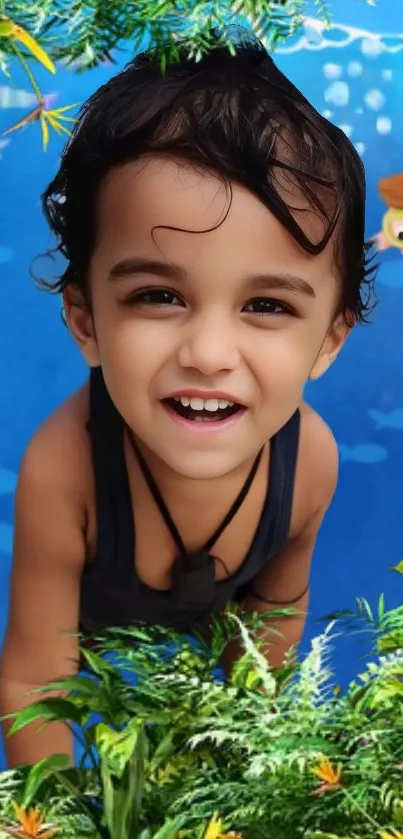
[96,720,144,777]
[149,731,174,771]
[28,676,99,697]
[7,698,85,736]
[378,592,386,622]
[21,753,70,807]
[0,20,14,37]
[311,834,356,839]
[390,559,403,575]
[99,727,147,839]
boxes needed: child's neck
[127,432,264,509]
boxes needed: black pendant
[171,551,216,608]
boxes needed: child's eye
[243,298,295,317]
[125,288,185,308]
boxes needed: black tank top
[80,367,301,633]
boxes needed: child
[0,31,374,767]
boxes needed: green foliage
[0,0,376,148]
[0,587,403,839]
[0,0,333,72]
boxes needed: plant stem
[342,787,382,831]
[12,42,43,102]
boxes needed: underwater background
[0,0,402,768]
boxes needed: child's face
[67,155,348,479]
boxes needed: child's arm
[241,505,326,668]
[0,419,87,767]
[245,410,338,667]
[222,408,339,672]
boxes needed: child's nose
[177,314,240,375]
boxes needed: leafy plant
[0,566,403,839]
[0,0,374,149]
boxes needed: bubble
[323,63,342,80]
[355,107,364,115]
[303,22,323,45]
[324,81,349,107]
[354,142,366,156]
[361,38,384,58]
[364,88,386,111]
[338,124,353,138]
[376,116,392,135]
[347,61,363,78]
[382,69,393,81]
[322,109,333,119]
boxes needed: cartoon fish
[372,172,403,253]
[338,443,388,464]
[0,468,17,495]
[368,408,403,430]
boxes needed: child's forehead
[97,154,335,258]
[90,155,338,305]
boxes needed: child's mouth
[162,396,244,423]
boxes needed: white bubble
[355,107,364,115]
[361,38,384,58]
[322,109,333,119]
[354,142,366,156]
[324,81,349,107]
[364,88,386,111]
[376,116,392,135]
[303,22,323,45]
[382,69,393,81]
[347,61,363,78]
[323,63,343,80]
[338,124,353,137]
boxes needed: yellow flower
[204,815,224,839]
[311,759,342,796]
[312,758,342,786]
[0,803,56,839]
[379,831,403,839]
[40,104,78,151]
[203,814,244,839]
[3,101,78,150]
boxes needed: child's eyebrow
[108,257,316,298]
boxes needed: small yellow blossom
[311,758,342,795]
[379,830,403,839]
[203,814,244,839]
[312,758,342,786]
[3,102,78,150]
[204,815,224,839]
[0,803,56,839]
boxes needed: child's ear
[309,313,352,380]
[63,286,100,367]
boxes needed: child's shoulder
[290,401,339,537]
[18,383,92,505]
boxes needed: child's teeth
[175,396,236,411]
[189,397,205,411]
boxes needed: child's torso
[79,367,302,633]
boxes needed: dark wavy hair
[41,30,376,324]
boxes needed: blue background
[0,0,402,767]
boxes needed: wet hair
[41,29,376,324]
